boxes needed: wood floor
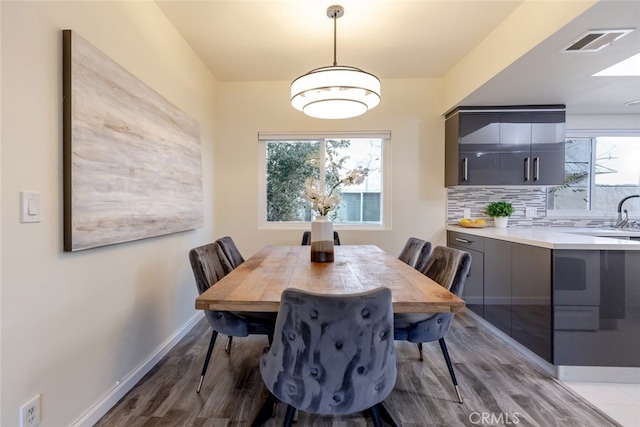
[95,312,620,426]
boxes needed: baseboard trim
[71,312,204,427]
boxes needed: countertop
[446,225,640,250]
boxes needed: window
[258,132,390,228]
[548,134,640,214]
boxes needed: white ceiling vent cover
[563,29,634,52]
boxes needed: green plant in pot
[487,201,514,228]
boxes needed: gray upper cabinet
[445,105,565,186]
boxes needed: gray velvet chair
[215,236,245,269]
[397,237,427,267]
[414,240,433,273]
[259,287,396,426]
[393,246,471,403]
[189,242,276,393]
[301,230,341,246]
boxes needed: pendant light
[290,5,381,119]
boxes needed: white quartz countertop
[446,225,640,250]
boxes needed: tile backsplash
[446,186,616,228]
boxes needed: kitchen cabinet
[445,105,565,186]
[448,231,552,362]
[447,231,484,317]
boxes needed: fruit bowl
[458,219,488,228]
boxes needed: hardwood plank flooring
[95,312,620,426]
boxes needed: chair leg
[438,338,463,403]
[250,392,279,427]
[370,404,383,427]
[417,342,423,361]
[197,330,218,393]
[374,402,399,427]
[283,405,296,427]
[225,336,233,355]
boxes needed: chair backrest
[413,241,433,273]
[301,230,341,246]
[189,242,233,295]
[422,246,472,297]
[398,237,426,267]
[189,242,249,337]
[260,287,396,415]
[215,236,245,269]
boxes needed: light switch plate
[20,191,41,223]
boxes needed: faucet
[616,194,640,229]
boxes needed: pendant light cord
[332,11,338,66]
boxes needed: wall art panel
[62,30,203,251]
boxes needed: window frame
[547,129,640,218]
[257,131,392,230]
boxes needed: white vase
[494,216,509,228]
[310,216,334,262]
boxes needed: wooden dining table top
[195,245,465,314]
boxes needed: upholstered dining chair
[259,287,396,427]
[300,230,341,246]
[189,242,276,393]
[397,237,427,268]
[413,240,433,273]
[393,246,471,404]
[215,236,245,270]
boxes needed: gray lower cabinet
[447,231,484,317]
[554,250,640,367]
[449,230,640,368]
[448,231,553,362]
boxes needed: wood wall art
[62,30,203,251]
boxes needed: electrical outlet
[525,207,537,218]
[20,394,40,427]
[463,208,471,219]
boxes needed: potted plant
[487,201,514,228]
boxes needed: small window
[258,132,390,228]
[548,135,640,214]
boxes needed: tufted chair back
[215,236,245,269]
[260,287,396,417]
[189,242,250,337]
[397,237,427,268]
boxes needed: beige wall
[215,79,448,258]
[1,2,217,426]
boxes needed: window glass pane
[549,135,640,214]
[340,193,362,222]
[593,136,640,213]
[363,193,381,221]
[265,137,383,224]
[266,141,319,222]
[548,138,591,210]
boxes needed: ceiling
[156,0,640,116]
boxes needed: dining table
[194,244,466,426]
[195,244,466,314]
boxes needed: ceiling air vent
[563,29,634,53]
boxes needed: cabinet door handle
[524,157,530,182]
[533,157,540,181]
[455,237,472,244]
[462,157,468,181]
